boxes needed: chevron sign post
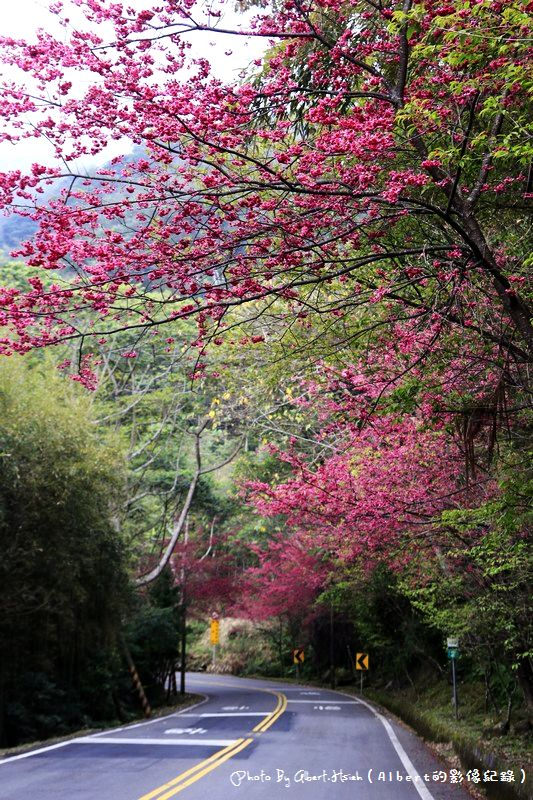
[355,653,369,671]
[210,614,220,668]
[355,652,369,693]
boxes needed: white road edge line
[336,690,435,800]
[0,741,71,765]
[91,694,210,737]
[0,694,210,765]
[76,737,237,747]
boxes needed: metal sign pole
[451,657,458,720]
[447,637,459,720]
[330,603,335,689]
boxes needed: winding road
[0,673,473,799]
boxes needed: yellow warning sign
[355,652,369,670]
[293,648,305,664]
[210,619,220,645]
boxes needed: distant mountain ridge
[0,146,148,259]
[0,214,38,256]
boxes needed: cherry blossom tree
[0,0,529,394]
[0,0,530,704]
[237,329,531,696]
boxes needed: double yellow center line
[253,691,287,734]
[138,738,253,800]
[138,691,287,800]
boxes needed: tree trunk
[516,660,533,717]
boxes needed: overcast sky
[0,0,265,173]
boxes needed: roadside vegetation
[0,4,530,797]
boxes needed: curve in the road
[139,686,287,800]
[0,674,474,800]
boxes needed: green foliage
[368,679,533,800]
[125,569,182,703]
[407,474,530,654]
[89,321,244,573]
[5,673,83,745]
[0,357,129,746]
[399,447,532,708]
[188,617,283,677]
[320,565,444,685]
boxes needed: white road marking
[336,691,436,800]
[287,699,358,704]
[164,728,208,735]
[76,736,237,747]
[313,705,341,711]
[0,695,210,765]
[166,711,267,717]
[161,713,198,718]
[0,742,71,765]
[90,694,210,736]
[198,712,267,717]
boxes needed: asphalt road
[0,673,474,800]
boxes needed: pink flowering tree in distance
[238,336,531,694]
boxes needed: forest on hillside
[0,0,530,787]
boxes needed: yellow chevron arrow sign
[355,652,369,671]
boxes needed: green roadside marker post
[447,637,460,720]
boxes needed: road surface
[0,673,474,799]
